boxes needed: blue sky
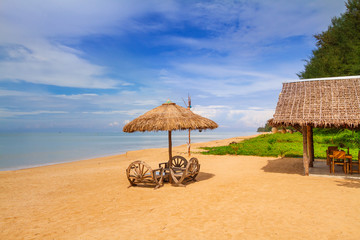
[0,0,347,132]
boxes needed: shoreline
[1,133,262,172]
[2,132,359,239]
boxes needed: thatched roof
[123,102,218,132]
[270,76,360,129]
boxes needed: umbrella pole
[168,131,172,161]
[168,130,173,184]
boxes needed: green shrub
[201,130,359,160]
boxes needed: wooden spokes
[126,161,153,186]
[126,161,164,189]
[171,156,187,168]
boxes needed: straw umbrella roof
[123,101,218,163]
[123,102,218,132]
[269,76,360,129]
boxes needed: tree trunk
[302,125,310,176]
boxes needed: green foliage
[313,128,360,148]
[298,0,360,78]
[257,123,272,132]
[201,130,360,160]
[202,133,304,157]
[313,128,341,135]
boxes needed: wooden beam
[307,125,314,167]
[302,125,309,176]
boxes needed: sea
[0,130,256,171]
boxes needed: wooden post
[307,125,314,167]
[302,125,309,176]
[168,131,172,161]
[186,95,192,157]
[311,129,315,165]
[188,129,191,157]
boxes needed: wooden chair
[159,156,188,182]
[169,157,200,186]
[348,151,360,174]
[330,150,347,174]
[126,161,164,189]
[326,146,338,165]
[159,155,188,169]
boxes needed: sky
[0,0,347,132]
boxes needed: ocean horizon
[0,130,256,171]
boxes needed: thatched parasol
[123,101,218,160]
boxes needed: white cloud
[0,86,166,118]
[157,0,346,58]
[108,121,119,127]
[0,0,178,39]
[192,105,230,119]
[84,109,148,116]
[228,109,275,128]
[192,104,274,129]
[158,63,287,97]
[56,93,99,100]
[176,63,272,79]
[86,110,124,115]
[0,109,67,118]
[0,0,345,89]
[0,89,35,97]
[0,42,121,88]
[0,0,178,89]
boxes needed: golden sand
[1,134,360,239]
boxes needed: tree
[257,123,272,132]
[298,0,360,79]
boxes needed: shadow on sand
[170,172,216,187]
[195,172,215,182]
[261,157,304,176]
[335,179,360,188]
[127,171,215,189]
[181,172,215,186]
[262,158,360,189]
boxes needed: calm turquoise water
[0,131,255,171]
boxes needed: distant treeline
[257,123,272,132]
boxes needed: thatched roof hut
[270,76,360,129]
[269,76,360,176]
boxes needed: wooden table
[329,154,352,174]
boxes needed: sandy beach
[1,134,360,240]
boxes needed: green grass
[201,129,360,160]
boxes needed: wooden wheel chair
[159,155,188,182]
[169,157,200,187]
[159,155,188,168]
[126,161,164,189]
